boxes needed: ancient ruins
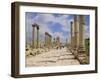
[32,23,39,48]
[25,15,89,67]
[45,32,52,49]
[70,15,88,64]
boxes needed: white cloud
[26,13,90,44]
[32,13,72,33]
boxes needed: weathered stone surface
[26,47,80,67]
[32,23,39,48]
[45,32,52,49]
[70,15,88,64]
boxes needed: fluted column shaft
[78,15,86,52]
[74,15,79,50]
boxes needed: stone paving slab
[26,47,80,67]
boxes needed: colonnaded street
[26,47,80,67]
[25,15,89,67]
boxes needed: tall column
[66,38,67,47]
[78,15,86,52]
[49,36,50,48]
[71,21,72,47]
[45,32,47,47]
[37,26,39,48]
[74,15,79,50]
[32,24,35,48]
[70,21,74,48]
[53,38,56,48]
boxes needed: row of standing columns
[32,24,52,49]
[70,15,87,64]
[31,15,86,53]
[71,15,86,52]
[45,32,52,49]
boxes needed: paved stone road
[26,47,80,67]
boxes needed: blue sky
[25,12,89,44]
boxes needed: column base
[71,47,89,64]
[78,46,86,53]
[77,47,89,64]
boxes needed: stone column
[49,35,51,48]
[37,26,39,48]
[71,21,72,47]
[70,21,74,49]
[45,32,52,49]
[77,15,88,64]
[74,15,79,50]
[66,38,67,47]
[32,24,35,48]
[45,32,47,47]
[78,15,86,52]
